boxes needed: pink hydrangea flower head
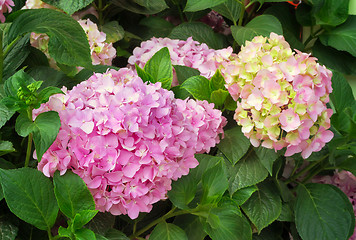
[34,68,226,219]
[223,33,333,159]
[128,37,237,86]
[0,0,14,23]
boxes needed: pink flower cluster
[312,171,356,239]
[223,33,333,159]
[34,68,226,219]
[0,0,14,23]
[128,37,235,86]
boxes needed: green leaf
[320,16,356,58]
[330,71,355,113]
[338,157,356,176]
[190,154,224,182]
[0,103,14,129]
[202,206,252,240]
[102,21,125,43]
[212,0,241,24]
[0,141,15,157]
[27,66,73,89]
[104,229,129,240]
[254,147,278,176]
[277,203,294,222]
[241,181,282,232]
[311,0,349,27]
[232,185,258,205]
[0,168,59,230]
[3,35,30,80]
[37,86,64,106]
[210,69,225,91]
[312,40,356,75]
[184,0,227,12]
[173,215,207,240]
[0,219,18,240]
[7,8,91,67]
[173,65,200,85]
[75,228,97,240]
[228,151,268,194]
[169,22,225,49]
[217,126,250,165]
[201,160,228,204]
[168,174,197,209]
[149,222,188,240]
[171,86,191,100]
[111,0,168,14]
[135,64,154,83]
[41,0,94,15]
[295,183,353,240]
[86,212,116,236]
[16,111,60,161]
[53,171,96,219]
[143,47,173,89]
[4,69,34,97]
[181,76,212,101]
[72,210,99,230]
[210,89,229,107]
[58,226,72,238]
[296,3,314,26]
[139,17,174,40]
[231,15,283,46]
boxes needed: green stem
[3,35,21,57]
[238,0,245,26]
[47,229,54,240]
[285,154,329,184]
[130,207,190,239]
[25,108,33,167]
[98,0,104,28]
[176,3,185,23]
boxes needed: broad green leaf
[210,69,225,91]
[277,203,294,222]
[171,86,191,100]
[169,22,225,49]
[139,17,174,40]
[86,212,116,236]
[295,3,314,26]
[173,215,206,240]
[173,65,200,85]
[201,160,228,204]
[53,171,96,219]
[15,111,60,161]
[144,47,173,89]
[28,66,72,89]
[3,35,30,81]
[254,147,278,175]
[168,174,197,209]
[102,21,125,43]
[241,181,282,232]
[0,219,18,240]
[74,65,120,83]
[58,226,72,238]
[36,86,63,106]
[228,151,268,194]
[320,16,356,57]
[181,76,212,101]
[232,185,258,205]
[264,4,304,50]
[7,9,91,67]
[350,0,356,15]
[72,210,99,230]
[202,206,252,240]
[313,40,356,75]
[104,229,129,240]
[217,126,250,165]
[330,71,355,113]
[0,168,59,230]
[231,15,283,46]
[184,0,227,12]
[0,103,14,129]
[149,222,188,240]
[0,141,15,157]
[295,183,353,240]
[135,64,154,83]
[212,0,241,25]
[210,89,229,107]
[338,158,356,176]
[311,0,349,27]
[111,0,168,14]
[75,228,96,240]
[41,0,93,15]
[190,154,224,181]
